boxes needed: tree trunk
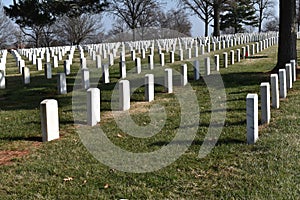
[213,3,221,37]
[205,18,209,37]
[275,0,297,71]
[259,9,263,33]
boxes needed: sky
[1,0,279,37]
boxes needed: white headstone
[164,68,173,93]
[87,88,100,126]
[285,63,293,89]
[135,57,141,74]
[109,53,114,66]
[119,61,126,79]
[170,51,175,63]
[53,56,58,68]
[58,73,67,94]
[81,57,87,69]
[260,82,271,124]
[214,55,219,71]
[45,63,52,79]
[194,60,200,80]
[64,60,71,75]
[96,55,102,69]
[223,52,228,68]
[204,57,210,76]
[22,67,30,84]
[40,99,59,142]
[160,53,165,67]
[119,80,130,111]
[131,50,136,61]
[181,64,188,86]
[279,69,287,98]
[36,58,43,71]
[230,50,235,65]
[102,64,110,84]
[290,59,297,82]
[145,74,154,102]
[246,94,258,144]
[270,74,279,109]
[179,49,184,61]
[236,49,241,62]
[0,70,5,89]
[81,69,90,90]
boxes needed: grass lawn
[0,40,299,199]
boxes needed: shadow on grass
[149,138,245,147]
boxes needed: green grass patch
[0,42,299,199]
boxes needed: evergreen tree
[220,0,258,33]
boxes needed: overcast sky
[2,0,279,37]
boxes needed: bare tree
[263,17,279,32]
[0,2,17,48]
[178,0,213,36]
[109,0,160,40]
[53,14,103,45]
[159,9,192,36]
[253,0,275,32]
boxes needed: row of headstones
[0,46,76,88]
[2,33,278,93]
[85,32,278,66]
[246,60,297,144]
[0,32,278,93]
[126,32,277,55]
[82,35,278,82]
[40,66,183,141]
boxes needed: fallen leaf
[63,177,73,182]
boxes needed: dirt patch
[0,150,29,166]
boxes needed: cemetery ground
[0,41,299,199]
